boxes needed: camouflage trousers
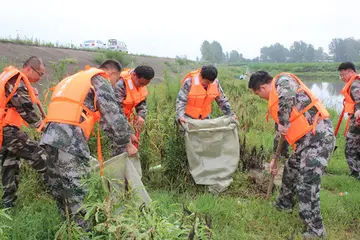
[275,134,335,237]
[345,131,360,175]
[42,144,90,223]
[112,144,126,157]
[1,126,48,206]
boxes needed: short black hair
[248,71,273,91]
[99,59,122,72]
[338,62,356,72]
[200,65,217,82]
[134,65,155,80]
[23,56,44,68]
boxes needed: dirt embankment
[0,42,173,85]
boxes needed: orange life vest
[182,69,220,119]
[335,75,360,136]
[181,68,201,85]
[120,68,149,120]
[0,66,39,148]
[267,72,330,147]
[38,67,108,175]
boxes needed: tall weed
[55,173,211,239]
[93,50,135,67]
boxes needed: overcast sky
[0,0,358,60]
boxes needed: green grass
[59,58,78,65]
[292,72,341,83]
[0,36,103,52]
[93,50,135,67]
[0,36,55,48]
[149,178,360,240]
[0,166,62,240]
[0,57,9,72]
[0,59,359,239]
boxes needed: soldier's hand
[278,124,288,135]
[34,87,39,96]
[134,116,145,129]
[269,159,278,176]
[179,117,187,125]
[126,142,138,157]
[355,110,360,126]
[130,134,139,145]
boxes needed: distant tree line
[200,38,360,63]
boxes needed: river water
[299,75,344,113]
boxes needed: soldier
[248,71,335,239]
[0,56,48,209]
[336,62,360,179]
[39,59,138,227]
[112,65,154,154]
[176,65,236,124]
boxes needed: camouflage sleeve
[215,81,235,116]
[114,78,147,120]
[113,78,126,115]
[135,100,147,119]
[276,75,296,128]
[91,75,132,146]
[273,123,290,159]
[176,78,191,120]
[350,80,360,112]
[5,76,41,128]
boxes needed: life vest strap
[97,122,104,176]
[0,74,23,149]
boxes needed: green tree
[200,40,213,62]
[260,43,288,62]
[200,40,225,64]
[329,38,345,61]
[314,47,325,61]
[211,41,224,63]
[239,53,245,61]
[329,38,360,62]
[225,51,230,63]
[305,44,315,62]
[229,50,240,62]
[289,41,308,62]
[343,38,360,61]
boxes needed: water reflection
[306,81,344,113]
[295,74,344,113]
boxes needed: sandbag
[91,153,152,205]
[183,115,240,193]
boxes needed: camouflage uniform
[113,78,147,155]
[272,74,336,238]
[40,74,132,221]
[274,123,290,159]
[1,75,48,207]
[175,78,234,121]
[114,78,147,120]
[344,79,360,177]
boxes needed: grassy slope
[144,65,360,240]
[0,55,359,239]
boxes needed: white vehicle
[107,39,128,53]
[80,40,106,49]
